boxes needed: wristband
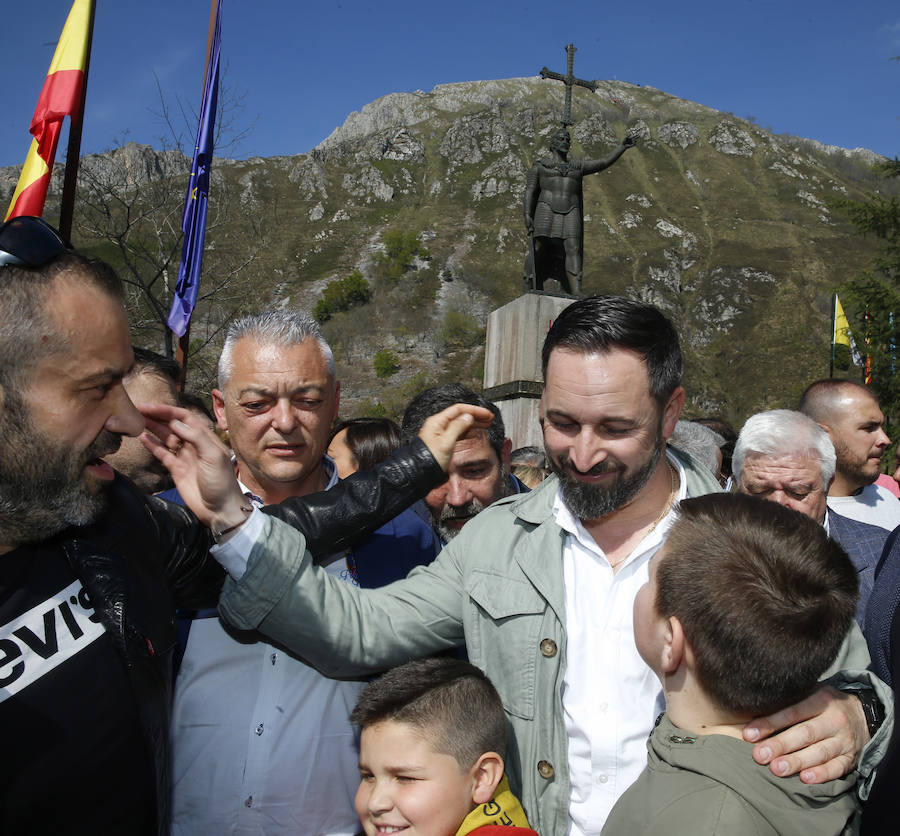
[212,505,252,542]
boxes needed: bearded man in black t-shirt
[0,217,222,835]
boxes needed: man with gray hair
[170,309,440,835]
[734,409,889,626]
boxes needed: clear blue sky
[2,0,898,169]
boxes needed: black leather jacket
[56,440,445,834]
[262,437,446,555]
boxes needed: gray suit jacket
[829,508,889,627]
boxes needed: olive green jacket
[601,713,859,835]
[218,450,889,836]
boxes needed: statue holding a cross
[523,44,638,295]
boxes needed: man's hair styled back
[656,493,858,716]
[330,417,401,472]
[401,383,506,462]
[350,657,507,769]
[733,409,836,485]
[129,346,180,388]
[798,378,879,424]
[541,295,682,404]
[0,252,124,393]
[217,308,335,387]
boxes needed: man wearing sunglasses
[0,216,228,835]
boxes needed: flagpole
[58,0,96,241]
[175,0,219,391]
[830,293,836,378]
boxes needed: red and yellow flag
[5,0,92,221]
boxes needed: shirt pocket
[465,569,548,720]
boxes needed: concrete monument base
[482,291,574,449]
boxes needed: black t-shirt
[0,541,155,835]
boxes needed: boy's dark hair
[350,657,507,769]
[330,417,401,472]
[541,295,682,405]
[400,383,505,462]
[656,493,858,716]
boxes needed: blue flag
[168,0,221,337]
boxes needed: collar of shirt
[214,457,339,580]
[234,456,338,508]
[551,449,688,570]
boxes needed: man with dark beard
[0,218,226,836]
[179,295,888,836]
[400,384,527,542]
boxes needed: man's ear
[211,389,228,431]
[470,752,505,805]
[661,387,685,439]
[501,437,513,470]
[661,615,685,674]
[0,381,5,415]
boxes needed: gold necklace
[645,461,679,537]
[607,463,680,570]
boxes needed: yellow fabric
[834,295,853,348]
[4,139,47,221]
[49,0,92,74]
[454,775,531,835]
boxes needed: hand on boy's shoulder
[743,685,868,783]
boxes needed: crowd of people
[1,213,899,835]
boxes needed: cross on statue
[539,43,597,126]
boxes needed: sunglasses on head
[0,216,71,267]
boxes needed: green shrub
[373,349,401,379]
[313,270,371,322]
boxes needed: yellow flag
[833,295,862,366]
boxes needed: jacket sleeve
[218,513,465,676]
[261,438,446,556]
[135,488,224,609]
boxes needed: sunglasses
[0,216,71,267]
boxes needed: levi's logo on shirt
[0,580,105,701]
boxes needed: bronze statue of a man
[523,127,636,295]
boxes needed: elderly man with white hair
[734,409,889,627]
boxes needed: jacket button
[540,638,557,657]
[537,760,555,779]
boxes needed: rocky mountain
[2,76,891,426]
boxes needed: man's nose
[569,429,604,473]
[445,475,473,507]
[270,400,299,433]
[106,386,144,437]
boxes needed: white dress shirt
[171,461,364,836]
[557,452,687,835]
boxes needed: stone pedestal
[482,291,574,449]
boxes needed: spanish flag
[5,0,93,221]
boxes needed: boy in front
[351,658,538,836]
[603,493,861,835]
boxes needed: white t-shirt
[827,483,900,532]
